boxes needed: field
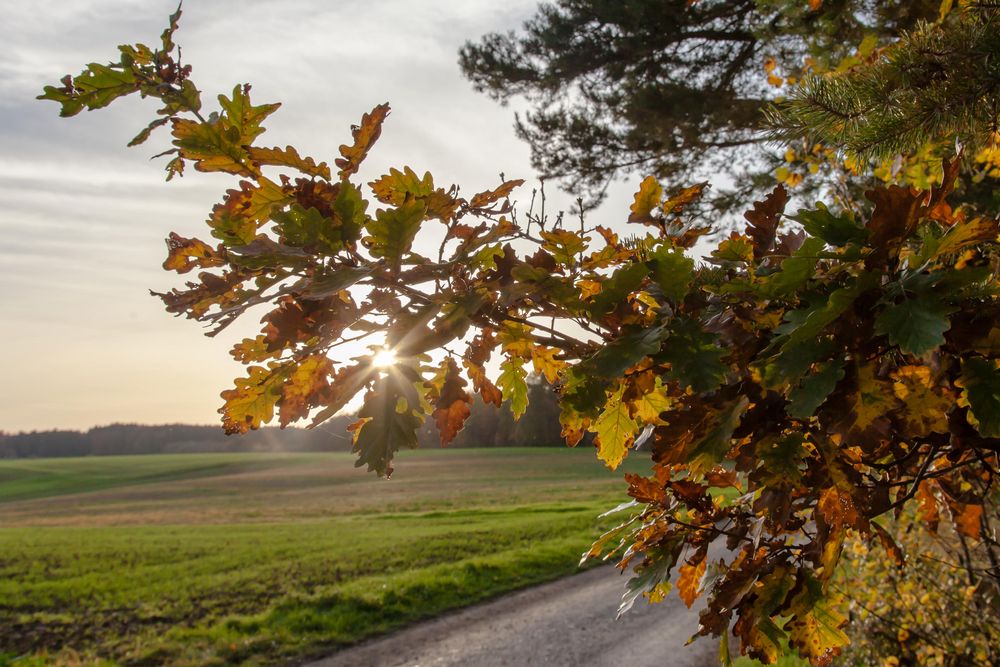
[0,448,650,666]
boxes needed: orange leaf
[162,232,225,273]
[955,503,983,540]
[677,556,706,608]
[818,486,861,532]
[469,179,525,209]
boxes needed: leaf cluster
[43,7,1000,666]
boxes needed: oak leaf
[219,364,287,434]
[957,357,1000,437]
[743,184,788,254]
[248,145,331,180]
[628,175,663,225]
[278,355,334,426]
[428,358,472,446]
[469,179,525,209]
[336,103,390,178]
[677,556,707,608]
[497,357,528,419]
[162,233,225,273]
[592,383,639,470]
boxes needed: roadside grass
[0,448,649,666]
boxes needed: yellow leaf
[578,279,602,299]
[531,345,567,384]
[499,321,534,358]
[788,582,850,664]
[219,364,287,434]
[846,363,899,437]
[631,377,673,425]
[938,0,954,21]
[628,175,663,225]
[247,145,331,180]
[278,355,334,426]
[891,365,951,436]
[591,383,639,470]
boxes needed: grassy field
[0,448,649,666]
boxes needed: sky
[0,0,651,433]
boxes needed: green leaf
[227,237,310,270]
[333,181,368,244]
[498,357,528,419]
[786,359,845,418]
[688,397,749,475]
[588,263,650,316]
[273,204,343,253]
[647,246,694,302]
[874,296,954,356]
[787,573,849,663]
[469,244,505,272]
[576,324,669,379]
[217,85,280,145]
[789,203,868,247]
[352,372,424,477]
[301,266,372,300]
[711,235,754,263]
[779,272,878,350]
[659,318,727,393]
[758,338,835,389]
[366,200,427,269]
[756,434,807,485]
[959,357,1000,437]
[762,237,825,297]
[171,118,250,176]
[38,63,138,117]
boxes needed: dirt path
[302,565,717,667]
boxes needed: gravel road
[302,565,717,667]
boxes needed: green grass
[0,448,650,666]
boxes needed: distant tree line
[0,377,566,458]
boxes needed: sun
[372,348,398,369]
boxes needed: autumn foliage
[41,5,1000,666]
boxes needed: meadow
[0,448,649,666]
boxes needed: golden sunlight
[371,348,398,369]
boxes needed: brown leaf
[336,103,390,178]
[871,522,904,567]
[818,486,861,532]
[429,358,472,446]
[625,473,665,504]
[743,184,788,255]
[864,185,928,265]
